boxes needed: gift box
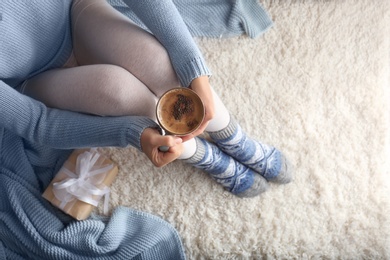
[43,148,118,220]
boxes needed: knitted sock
[182,137,268,197]
[208,117,292,184]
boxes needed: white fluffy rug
[97,1,390,258]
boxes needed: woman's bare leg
[23,64,158,118]
[71,0,181,96]
[23,0,182,117]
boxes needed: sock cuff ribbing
[208,115,238,141]
[183,137,206,164]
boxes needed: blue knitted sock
[208,117,292,184]
[182,137,268,197]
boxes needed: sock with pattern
[207,116,292,184]
[182,137,268,197]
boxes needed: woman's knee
[88,65,158,117]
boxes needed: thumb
[158,135,182,151]
[155,139,184,167]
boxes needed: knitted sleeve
[0,81,158,150]
[122,0,211,87]
[172,0,273,38]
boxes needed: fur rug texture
[97,1,390,259]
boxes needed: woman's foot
[208,117,292,184]
[182,137,268,197]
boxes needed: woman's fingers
[141,128,183,167]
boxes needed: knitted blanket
[0,0,272,259]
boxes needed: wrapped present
[42,148,118,220]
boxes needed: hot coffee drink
[156,88,205,136]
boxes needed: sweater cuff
[176,57,212,87]
[232,0,274,39]
[126,117,159,151]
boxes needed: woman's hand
[141,128,183,167]
[182,76,215,142]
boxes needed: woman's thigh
[71,0,180,97]
[23,64,158,119]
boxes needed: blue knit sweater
[0,0,272,259]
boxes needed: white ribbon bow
[52,150,113,215]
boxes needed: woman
[0,0,291,258]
